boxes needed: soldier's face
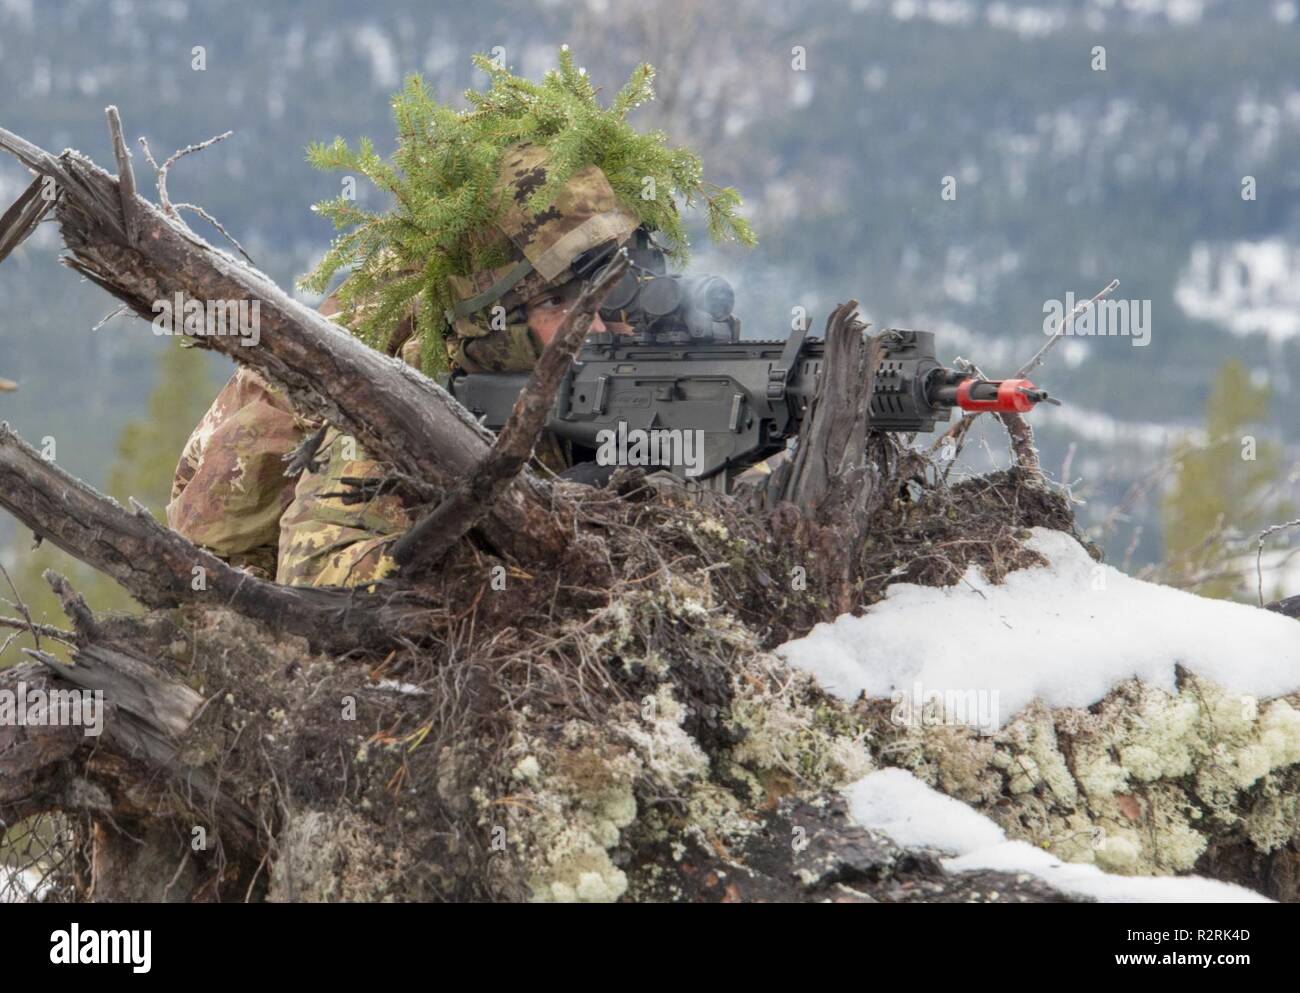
[526,284,605,346]
[526,283,633,346]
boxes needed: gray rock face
[628,797,1084,903]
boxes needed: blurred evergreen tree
[1161,359,1289,600]
[1,342,214,666]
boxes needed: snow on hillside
[777,527,1300,727]
[846,768,1270,902]
[1175,239,1300,343]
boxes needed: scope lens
[599,268,640,312]
[639,275,683,316]
[691,276,735,320]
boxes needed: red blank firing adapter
[954,377,1051,413]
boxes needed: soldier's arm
[166,367,306,577]
[274,428,411,588]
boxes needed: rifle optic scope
[597,229,738,342]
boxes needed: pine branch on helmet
[298,46,756,377]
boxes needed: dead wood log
[2,573,268,849]
[0,662,82,825]
[0,121,569,567]
[0,422,435,654]
[1,593,261,892]
[765,302,884,614]
[778,301,881,517]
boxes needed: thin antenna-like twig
[1255,517,1300,606]
[137,129,233,218]
[137,130,250,261]
[173,202,254,264]
[0,560,40,652]
[91,304,129,333]
[1015,278,1120,379]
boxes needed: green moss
[728,669,872,789]
[865,674,1300,878]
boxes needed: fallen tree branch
[22,576,245,841]
[0,122,569,566]
[0,422,433,654]
[391,252,630,575]
[3,579,258,856]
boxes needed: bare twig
[173,202,254,264]
[1015,278,1120,379]
[90,304,129,333]
[1121,525,1143,574]
[1059,441,1077,488]
[1255,517,1300,606]
[0,559,40,652]
[0,614,75,644]
[137,129,232,218]
[1099,450,1181,544]
[282,423,330,478]
[136,129,252,261]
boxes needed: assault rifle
[445,235,1057,493]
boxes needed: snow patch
[846,768,1269,902]
[0,866,47,903]
[845,767,1005,852]
[778,527,1300,728]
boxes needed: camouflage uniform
[167,365,305,579]
[167,143,637,588]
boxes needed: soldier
[166,141,638,588]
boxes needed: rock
[628,796,1082,903]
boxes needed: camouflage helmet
[443,141,638,373]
